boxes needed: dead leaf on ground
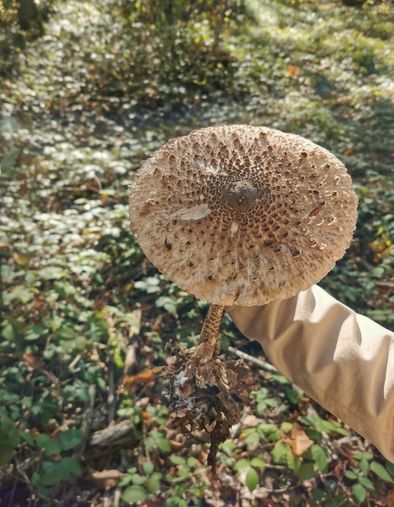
[0,242,11,252]
[387,490,394,507]
[90,469,124,490]
[122,366,165,385]
[13,252,30,266]
[23,351,38,369]
[119,366,166,395]
[242,414,261,427]
[334,460,344,480]
[285,424,313,457]
[287,64,301,78]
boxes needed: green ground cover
[0,0,393,505]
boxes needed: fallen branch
[88,420,137,448]
[228,346,277,373]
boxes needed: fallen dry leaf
[387,490,394,507]
[118,366,166,394]
[0,242,11,251]
[287,64,301,78]
[141,410,150,421]
[242,414,261,427]
[13,252,30,266]
[285,424,313,457]
[23,351,38,369]
[334,460,344,480]
[90,469,124,490]
[122,366,165,386]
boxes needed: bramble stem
[194,304,224,361]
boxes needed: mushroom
[129,125,357,467]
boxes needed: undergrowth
[0,0,393,505]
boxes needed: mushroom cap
[129,125,357,306]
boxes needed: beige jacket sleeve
[226,285,394,463]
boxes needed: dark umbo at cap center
[222,179,259,211]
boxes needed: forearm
[226,285,394,463]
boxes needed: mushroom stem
[195,304,225,361]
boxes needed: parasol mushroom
[129,125,358,467]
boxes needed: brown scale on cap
[129,125,358,306]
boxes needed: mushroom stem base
[161,303,256,471]
[166,351,255,473]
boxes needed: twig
[228,346,277,373]
[108,363,116,423]
[7,475,17,507]
[113,489,121,507]
[68,353,82,371]
[17,467,62,507]
[262,484,302,495]
[13,454,41,473]
[179,423,208,444]
[265,464,287,471]
[80,384,96,456]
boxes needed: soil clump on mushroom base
[164,337,255,472]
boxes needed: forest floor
[1,0,394,505]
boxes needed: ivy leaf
[143,462,154,475]
[296,462,315,481]
[245,467,259,492]
[169,455,186,466]
[0,416,20,465]
[370,461,394,483]
[245,431,260,446]
[122,485,147,504]
[130,474,146,485]
[310,445,328,472]
[35,435,61,456]
[220,440,236,455]
[157,437,171,454]
[145,472,161,494]
[186,457,198,467]
[280,421,293,432]
[272,442,291,464]
[344,470,358,480]
[359,458,369,473]
[358,476,375,491]
[32,457,81,488]
[234,458,250,471]
[354,451,373,461]
[250,457,266,470]
[61,457,82,477]
[352,483,367,504]
[58,428,82,451]
[258,423,280,441]
[118,475,133,487]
